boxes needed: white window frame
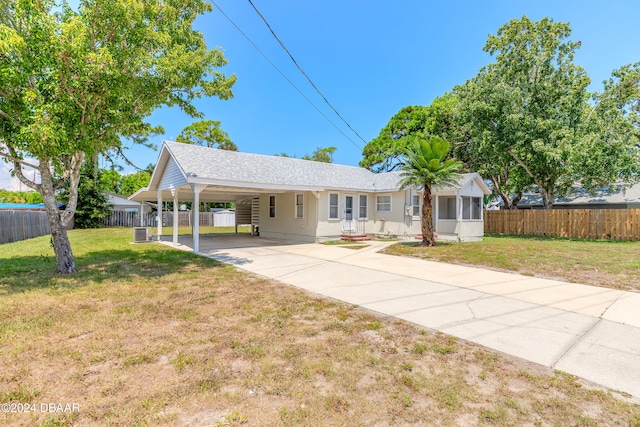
[328,192,339,220]
[358,194,368,219]
[376,194,392,212]
[295,193,304,219]
[411,193,420,219]
[462,196,482,220]
[438,196,457,220]
[269,195,276,218]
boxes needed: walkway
[161,235,640,399]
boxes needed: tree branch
[0,108,12,121]
[0,149,40,169]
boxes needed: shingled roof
[164,141,397,191]
[130,141,487,202]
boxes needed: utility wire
[212,1,362,151]
[246,0,368,148]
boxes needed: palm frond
[398,136,463,190]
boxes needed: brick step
[341,234,371,242]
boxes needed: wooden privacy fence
[0,210,50,244]
[484,208,640,241]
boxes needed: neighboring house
[130,141,490,251]
[107,192,154,215]
[514,183,640,210]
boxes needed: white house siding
[434,180,487,242]
[258,192,318,243]
[314,190,425,240]
[315,191,345,239]
[370,191,424,239]
[458,221,484,241]
[158,158,187,191]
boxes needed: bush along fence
[0,210,50,244]
[484,208,640,241]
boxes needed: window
[329,193,339,219]
[358,195,368,219]
[438,196,457,220]
[462,197,481,220]
[269,195,276,218]
[376,195,391,212]
[295,193,304,218]
[412,194,420,217]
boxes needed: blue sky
[2,0,639,189]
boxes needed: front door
[343,194,355,233]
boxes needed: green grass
[0,229,638,426]
[382,234,640,291]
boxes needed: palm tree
[398,136,463,246]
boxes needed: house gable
[159,156,188,191]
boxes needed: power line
[212,2,363,151]
[245,0,368,149]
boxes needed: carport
[128,141,321,252]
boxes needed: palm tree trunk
[421,185,435,246]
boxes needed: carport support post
[191,184,206,253]
[157,192,163,239]
[173,188,179,246]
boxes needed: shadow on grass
[0,248,226,295]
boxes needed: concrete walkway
[161,235,640,399]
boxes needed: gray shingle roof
[165,141,394,191]
[517,183,640,207]
[162,141,482,193]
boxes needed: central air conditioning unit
[133,227,152,243]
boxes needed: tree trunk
[40,166,76,274]
[541,187,554,209]
[421,185,435,247]
[489,175,513,210]
[511,190,523,209]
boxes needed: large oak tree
[0,0,235,273]
[455,16,639,209]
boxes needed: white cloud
[0,160,40,191]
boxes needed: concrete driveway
[161,234,640,399]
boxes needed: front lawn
[0,229,638,426]
[382,234,640,291]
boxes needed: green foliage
[361,95,460,172]
[176,119,237,151]
[454,16,640,209]
[302,146,337,163]
[120,171,151,197]
[398,136,462,246]
[277,146,337,163]
[0,0,235,272]
[60,163,111,229]
[98,168,151,197]
[0,190,43,204]
[398,137,462,190]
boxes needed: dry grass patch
[0,229,638,426]
[383,234,640,291]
